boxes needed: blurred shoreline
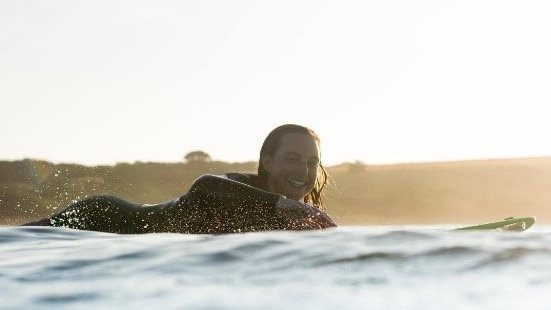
[2,156,551,226]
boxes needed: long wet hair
[258,124,329,209]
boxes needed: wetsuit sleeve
[188,174,282,206]
[177,174,286,233]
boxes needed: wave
[2,225,551,309]
[3,225,551,270]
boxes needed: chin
[285,191,306,201]
[281,185,309,201]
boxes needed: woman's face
[262,132,320,201]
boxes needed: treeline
[2,157,551,226]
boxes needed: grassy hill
[326,158,551,225]
[2,157,551,226]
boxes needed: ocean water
[1,225,551,310]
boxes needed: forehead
[276,133,320,157]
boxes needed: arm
[178,174,282,233]
[187,174,281,212]
[178,174,335,233]
[222,172,336,228]
[275,198,337,230]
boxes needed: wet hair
[258,124,329,209]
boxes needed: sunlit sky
[1,0,550,167]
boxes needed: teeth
[288,178,305,187]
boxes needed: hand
[275,197,337,230]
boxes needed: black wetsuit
[21,173,299,234]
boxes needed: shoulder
[223,173,268,190]
[189,173,265,191]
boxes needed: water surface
[1,225,550,309]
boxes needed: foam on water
[1,225,551,309]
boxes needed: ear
[261,154,273,173]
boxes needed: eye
[286,157,300,163]
[307,158,319,167]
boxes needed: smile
[288,178,306,188]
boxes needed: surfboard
[452,216,536,232]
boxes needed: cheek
[308,169,319,183]
[272,164,289,178]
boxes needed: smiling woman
[257,124,328,205]
[21,124,337,234]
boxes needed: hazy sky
[2,0,550,166]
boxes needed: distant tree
[184,150,211,163]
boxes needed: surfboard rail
[452,216,536,232]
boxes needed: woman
[21,124,337,234]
